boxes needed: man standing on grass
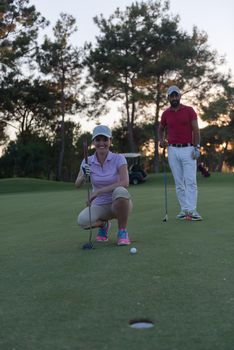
[158,85,202,221]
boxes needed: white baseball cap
[167,85,181,96]
[92,125,112,140]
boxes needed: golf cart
[122,153,147,185]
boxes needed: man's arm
[158,123,168,148]
[191,119,201,159]
[191,119,200,146]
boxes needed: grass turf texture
[0,174,234,350]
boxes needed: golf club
[82,138,93,250]
[162,147,168,222]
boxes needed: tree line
[0,0,233,181]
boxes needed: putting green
[0,174,234,350]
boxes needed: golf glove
[192,147,200,160]
[82,163,90,176]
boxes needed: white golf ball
[130,247,137,254]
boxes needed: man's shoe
[117,229,131,246]
[187,211,202,221]
[96,221,111,242]
[176,211,186,219]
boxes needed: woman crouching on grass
[75,125,132,246]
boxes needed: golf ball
[130,247,137,254]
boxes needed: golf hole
[129,318,154,329]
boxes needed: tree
[37,13,82,181]
[0,133,53,178]
[84,0,224,171]
[110,119,152,153]
[84,1,159,152]
[0,0,48,141]
[50,120,83,181]
[0,119,9,146]
[0,77,59,143]
[200,75,234,172]
[0,0,47,71]
[0,120,85,180]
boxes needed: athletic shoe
[176,211,186,219]
[96,221,111,242]
[187,211,203,221]
[117,229,131,246]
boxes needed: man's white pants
[168,146,197,212]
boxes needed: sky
[31,0,234,72]
[26,0,234,132]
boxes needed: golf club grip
[83,137,90,184]
[83,138,90,182]
[83,138,88,163]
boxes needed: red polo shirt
[160,104,197,144]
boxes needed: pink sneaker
[96,221,111,242]
[117,229,131,246]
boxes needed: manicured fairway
[0,174,234,350]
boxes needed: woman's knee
[77,210,89,228]
[112,188,133,214]
[77,214,86,228]
[112,186,131,201]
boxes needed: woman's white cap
[92,125,112,140]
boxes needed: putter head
[163,214,168,222]
[82,242,94,250]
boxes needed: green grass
[0,177,73,194]
[0,174,234,350]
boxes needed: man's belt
[168,143,193,147]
